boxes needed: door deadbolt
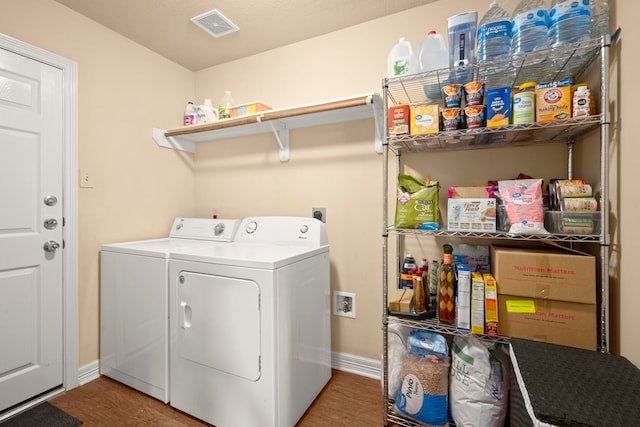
[44,218,58,229]
[44,195,58,206]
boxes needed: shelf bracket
[370,93,384,154]
[152,128,196,152]
[268,121,290,162]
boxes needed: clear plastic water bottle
[477,1,512,63]
[218,90,233,119]
[591,0,609,41]
[549,0,591,47]
[511,0,549,55]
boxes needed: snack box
[229,101,272,117]
[456,264,472,331]
[447,198,496,232]
[486,87,511,127]
[471,272,485,335]
[389,104,410,136]
[536,79,572,122]
[410,104,439,135]
[483,273,499,337]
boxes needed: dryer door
[176,272,260,381]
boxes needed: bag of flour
[450,335,510,427]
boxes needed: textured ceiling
[54,0,436,71]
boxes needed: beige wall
[0,0,197,366]
[1,0,637,370]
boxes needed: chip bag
[395,174,440,230]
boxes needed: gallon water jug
[511,0,549,55]
[417,30,449,99]
[388,37,418,77]
[477,1,512,63]
[591,0,609,41]
[549,0,591,47]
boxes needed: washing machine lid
[169,242,329,269]
[101,218,241,258]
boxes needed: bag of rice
[396,331,450,426]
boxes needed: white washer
[169,216,331,427]
[100,217,240,403]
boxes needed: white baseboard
[331,352,381,380]
[79,353,381,387]
[77,360,100,385]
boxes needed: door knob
[43,241,61,252]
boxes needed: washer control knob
[245,220,258,234]
[300,224,309,233]
[214,223,226,235]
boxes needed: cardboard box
[536,79,572,122]
[486,87,511,128]
[491,245,596,304]
[484,273,499,337]
[448,198,496,232]
[230,101,271,117]
[456,264,472,330]
[388,289,405,313]
[410,104,439,135]
[389,104,410,136]
[399,289,414,313]
[498,295,597,350]
[448,186,495,199]
[471,272,485,335]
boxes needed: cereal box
[410,104,439,135]
[536,79,572,122]
[486,87,511,127]
[388,104,410,136]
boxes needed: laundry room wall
[192,0,635,366]
[1,0,638,374]
[0,0,197,367]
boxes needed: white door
[0,47,64,411]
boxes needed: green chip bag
[395,174,440,229]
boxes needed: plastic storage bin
[544,211,600,235]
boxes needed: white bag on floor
[450,335,510,427]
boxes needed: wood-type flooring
[50,369,387,426]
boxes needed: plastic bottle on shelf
[549,0,591,47]
[511,0,549,55]
[387,37,418,78]
[400,254,417,288]
[476,1,512,63]
[196,98,218,124]
[417,30,449,99]
[184,101,197,126]
[591,0,609,41]
[218,90,234,119]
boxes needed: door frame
[0,33,79,392]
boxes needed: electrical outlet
[333,291,356,318]
[79,168,93,188]
[312,207,326,223]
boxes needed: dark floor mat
[509,338,640,426]
[1,402,82,427]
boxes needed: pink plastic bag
[498,179,549,235]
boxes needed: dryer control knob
[214,223,226,235]
[245,220,258,234]
[300,225,309,233]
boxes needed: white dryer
[100,217,240,403]
[169,216,331,427]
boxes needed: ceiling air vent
[191,9,239,38]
